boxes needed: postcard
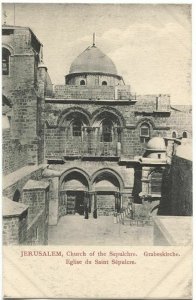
[2,2,192,299]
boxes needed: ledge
[45,98,137,104]
[3,198,28,217]
[3,164,48,190]
[153,216,192,246]
[23,179,50,190]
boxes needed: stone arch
[57,107,91,127]
[2,94,12,107]
[136,118,156,130]
[2,46,12,76]
[2,44,14,56]
[91,107,125,127]
[148,167,163,195]
[91,168,124,191]
[60,168,91,217]
[13,189,21,202]
[80,79,85,85]
[172,130,177,138]
[182,130,188,138]
[60,167,91,190]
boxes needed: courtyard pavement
[48,215,153,245]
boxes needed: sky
[2,3,192,105]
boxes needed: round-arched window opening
[172,131,177,138]
[72,120,82,137]
[2,47,11,76]
[102,81,107,86]
[80,80,85,85]
[140,123,150,143]
[182,131,188,138]
[13,190,21,202]
[101,119,113,142]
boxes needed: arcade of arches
[57,109,123,158]
[58,168,130,220]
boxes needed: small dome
[69,45,118,75]
[146,137,166,151]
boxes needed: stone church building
[2,25,192,245]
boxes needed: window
[2,47,11,75]
[102,119,113,142]
[150,171,162,195]
[182,131,188,138]
[80,80,85,85]
[102,81,107,86]
[13,190,21,202]
[72,120,82,137]
[140,123,150,143]
[172,131,177,138]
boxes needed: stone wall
[3,129,28,175]
[44,98,175,160]
[22,188,48,223]
[65,74,122,88]
[27,210,48,245]
[3,166,44,200]
[54,85,116,100]
[169,107,192,138]
[3,210,28,245]
[97,194,115,216]
[2,27,48,166]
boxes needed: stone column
[94,193,97,219]
[141,167,150,197]
[42,168,61,225]
[90,192,94,218]
[120,193,123,210]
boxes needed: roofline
[65,72,122,80]
[2,24,43,47]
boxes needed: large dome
[69,45,118,75]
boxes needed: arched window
[150,170,162,195]
[140,123,150,143]
[72,120,82,137]
[13,190,21,202]
[2,47,11,75]
[172,131,177,138]
[80,80,85,85]
[102,119,113,142]
[102,81,107,86]
[182,131,188,138]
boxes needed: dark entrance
[67,191,84,215]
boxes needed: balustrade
[64,126,122,157]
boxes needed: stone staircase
[114,202,155,226]
[114,205,133,224]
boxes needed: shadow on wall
[158,156,192,216]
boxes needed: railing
[114,206,132,224]
[65,142,121,157]
[114,205,153,226]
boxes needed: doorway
[67,191,84,215]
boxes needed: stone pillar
[120,193,123,210]
[42,168,61,225]
[90,192,98,219]
[94,193,97,219]
[141,167,150,197]
[90,192,95,218]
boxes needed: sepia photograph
[2,2,194,299]
[2,3,192,248]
